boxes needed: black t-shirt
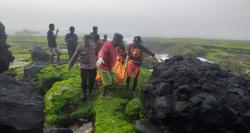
[90,32,100,42]
[65,33,78,49]
[47,30,57,48]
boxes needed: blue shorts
[50,47,60,56]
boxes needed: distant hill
[15,29,40,36]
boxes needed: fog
[1,0,250,39]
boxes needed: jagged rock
[31,46,50,62]
[0,73,44,133]
[24,62,46,82]
[0,22,14,73]
[142,55,250,133]
[71,122,94,133]
[46,128,73,133]
[135,120,166,133]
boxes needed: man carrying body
[125,36,155,95]
[96,33,123,98]
[68,35,97,100]
[65,26,78,59]
[47,23,60,64]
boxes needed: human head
[69,26,75,33]
[93,26,98,34]
[133,36,143,44]
[112,33,123,47]
[49,23,55,31]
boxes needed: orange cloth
[96,60,126,84]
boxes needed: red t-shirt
[98,41,117,71]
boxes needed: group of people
[47,23,155,100]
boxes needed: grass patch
[205,49,233,62]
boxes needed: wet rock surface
[31,46,50,62]
[0,73,44,133]
[0,22,14,73]
[24,62,46,82]
[142,55,250,133]
[135,120,165,133]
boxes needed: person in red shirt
[125,36,155,96]
[96,33,123,98]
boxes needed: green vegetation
[6,35,249,132]
[145,37,250,50]
[143,37,250,75]
[37,63,151,132]
[125,97,142,121]
[205,49,233,62]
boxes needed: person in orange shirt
[125,36,155,96]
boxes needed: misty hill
[15,30,40,36]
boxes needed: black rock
[31,46,50,62]
[47,128,73,133]
[142,55,250,133]
[24,62,46,82]
[0,22,14,73]
[0,73,44,133]
[135,120,165,133]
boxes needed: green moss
[45,79,82,124]
[93,98,135,133]
[167,45,206,57]
[218,59,248,74]
[37,65,80,93]
[142,57,159,69]
[205,49,232,62]
[125,97,141,121]
[9,67,24,80]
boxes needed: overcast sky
[1,0,250,39]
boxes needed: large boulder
[31,46,50,62]
[0,73,44,133]
[0,22,14,73]
[142,55,250,133]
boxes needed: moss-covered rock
[39,64,152,131]
[45,79,82,124]
[125,97,141,121]
[93,98,135,133]
[37,64,80,94]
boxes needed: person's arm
[124,44,132,68]
[139,44,155,56]
[126,44,132,58]
[75,34,78,42]
[96,43,107,67]
[124,55,129,68]
[55,28,59,38]
[68,46,80,70]
[65,34,68,42]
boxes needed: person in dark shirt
[47,23,60,64]
[65,26,78,59]
[90,26,100,43]
[68,35,97,100]
[125,36,155,96]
